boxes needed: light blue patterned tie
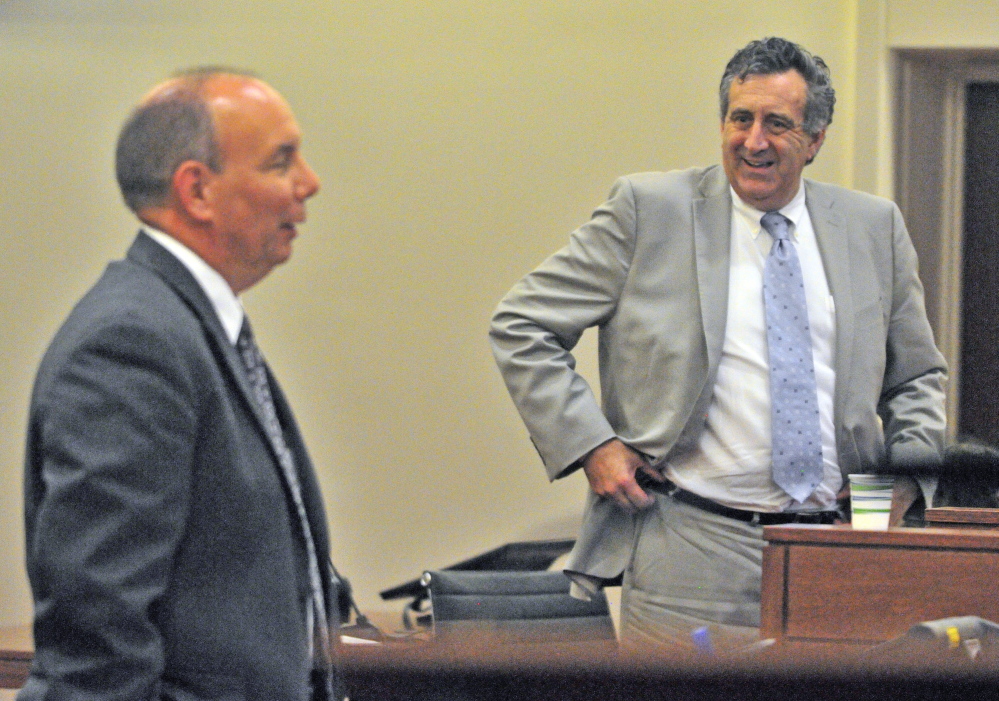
[761,211,823,503]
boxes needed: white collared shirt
[143,227,244,345]
[666,182,841,511]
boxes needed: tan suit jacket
[490,165,947,582]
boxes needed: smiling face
[721,70,824,212]
[201,76,321,293]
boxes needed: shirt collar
[143,226,245,345]
[730,179,807,240]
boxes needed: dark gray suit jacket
[21,232,340,701]
[490,166,948,583]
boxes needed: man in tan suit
[490,37,946,649]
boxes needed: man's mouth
[742,156,775,169]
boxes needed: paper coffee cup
[848,474,894,530]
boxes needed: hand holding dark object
[582,439,663,512]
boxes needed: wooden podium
[761,524,999,651]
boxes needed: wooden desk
[0,626,30,689]
[925,507,999,529]
[0,613,409,691]
[340,642,999,700]
[761,524,999,650]
[7,617,999,698]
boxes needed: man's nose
[296,159,321,200]
[744,120,770,152]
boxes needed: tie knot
[761,211,792,242]
[237,317,254,348]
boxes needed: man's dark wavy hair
[719,37,835,137]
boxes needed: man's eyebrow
[729,107,796,121]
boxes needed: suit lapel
[268,375,331,551]
[125,232,280,458]
[692,168,733,375]
[805,181,852,427]
[127,231,333,604]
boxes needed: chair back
[422,569,616,645]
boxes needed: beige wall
[0,0,991,626]
[888,0,999,47]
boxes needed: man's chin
[273,240,295,263]
[733,183,779,210]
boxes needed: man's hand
[582,438,664,512]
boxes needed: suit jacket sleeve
[24,316,199,700]
[878,202,948,470]
[489,177,641,479]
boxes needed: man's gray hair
[719,37,835,137]
[114,67,255,213]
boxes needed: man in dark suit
[490,38,947,650]
[21,68,343,700]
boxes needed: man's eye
[767,119,793,134]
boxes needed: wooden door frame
[894,50,999,438]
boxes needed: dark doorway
[959,81,999,442]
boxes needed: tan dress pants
[619,490,765,653]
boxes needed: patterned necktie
[236,318,332,671]
[761,211,823,503]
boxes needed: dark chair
[379,539,576,632]
[421,569,616,646]
[935,440,999,508]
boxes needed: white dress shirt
[144,227,244,345]
[666,182,841,511]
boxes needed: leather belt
[644,478,840,526]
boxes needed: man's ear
[805,128,826,165]
[172,160,215,223]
